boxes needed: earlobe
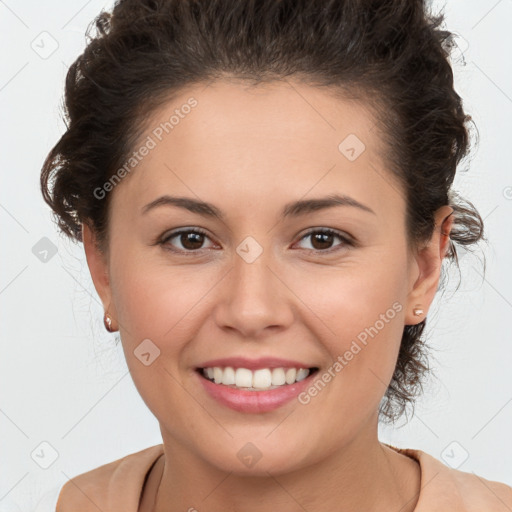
[404,205,454,325]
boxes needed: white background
[1,0,511,510]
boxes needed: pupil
[312,232,332,250]
[182,232,203,250]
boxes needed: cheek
[108,254,220,389]
[291,250,406,340]
[108,258,205,420]
[109,252,206,340]
[293,254,407,399]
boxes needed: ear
[82,222,118,329]
[404,205,454,325]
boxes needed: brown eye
[160,228,215,253]
[177,231,205,250]
[310,231,335,250]
[296,229,353,253]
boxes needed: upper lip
[197,357,317,370]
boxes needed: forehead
[111,79,403,220]
[162,79,381,154]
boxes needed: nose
[212,245,295,340]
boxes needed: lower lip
[196,369,318,413]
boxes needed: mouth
[195,366,320,391]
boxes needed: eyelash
[158,227,354,255]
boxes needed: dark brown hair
[40,0,485,423]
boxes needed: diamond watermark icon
[30,31,59,59]
[236,236,263,264]
[32,237,58,263]
[338,134,366,162]
[237,442,262,468]
[31,441,59,469]
[134,338,161,366]
[441,440,469,469]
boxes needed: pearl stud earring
[104,313,114,332]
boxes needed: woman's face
[84,79,450,474]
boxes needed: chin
[198,437,314,476]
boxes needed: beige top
[54,443,512,511]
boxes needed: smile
[195,366,319,413]
[200,366,317,390]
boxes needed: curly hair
[40,0,485,424]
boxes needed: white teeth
[296,368,309,382]
[213,367,223,384]
[235,368,253,388]
[285,368,297,384]
[221,366,236,385]
[202,366,313,389]
[253,369,272,388]
[271,368,286,386]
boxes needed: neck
[152,421,420,512]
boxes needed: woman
[38,0,512,510]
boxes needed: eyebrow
[141,193,376,219]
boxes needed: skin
[83,79,454,512]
